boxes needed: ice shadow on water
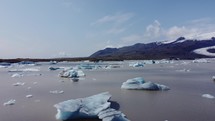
[63,101,120,121]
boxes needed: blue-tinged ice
[129,62,144,67]
[3,99,16,106]
[59,69,85,78]
[54,92,130,121]
[121,77,170,91]
[49,66,60,71]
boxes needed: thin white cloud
[106,27,126,34]
[145,20,161,37]
[91,12,134,26]
[120,18,215,45]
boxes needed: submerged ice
[54,92,129,121]
[121,77,170,91]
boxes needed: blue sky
[0,0,215,58]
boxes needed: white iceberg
[11,73,23,78]
[212,76,215,81]
[202,94,215,99]
[49,66,60,71]
[3,99,16,106]
[121,77,170,91]
[59,69,85,78]
[50,90,64,94]
[9,68,40,72]
[192,59,209,63]
[54,92,129,121]
[129,62,144,67]
[26,95,33,98]
[13,82,25,86]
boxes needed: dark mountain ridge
[90,37,215,60]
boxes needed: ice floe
[50,90,64,94]
[59,69,85,78]
[13,82,25,86]
[54,92,129,121]
[11,73,23,78]
[192,59,209,63]
[9,68,40,72]
[49,66,60,71]
[121,77,170,91]
[3,99,16,106]
[129,62,144,67]
[26,95,33,98]
[202,94,215,99]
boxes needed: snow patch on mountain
[193,46,215,57]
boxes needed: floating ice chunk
[98,108,129,121]
[54,92,129,121]
[9,68,40,72]
[129,62,144,67]
[202,94,215,99]
[3,99,16,106]
[49,66,60,71]
[13,82,25,86]
[50,90,64,94]
[176,69,190,72]
[59,69,85,78]
[212,76,215,81]
[26,95,33,98]
[192,59,209,63]
[11,73,23,78]
[121,77,169,91]
[50,61,58,64]
[33,82,38,85]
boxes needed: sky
[0,0,215,58]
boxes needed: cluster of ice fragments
[54,92,129,121]
[121,77,170,91]
[59,69,85,78]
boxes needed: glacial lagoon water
[0,60,215,121]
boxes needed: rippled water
[0,60,215,121]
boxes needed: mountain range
[90,37,215,60]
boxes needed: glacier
[121,77,170,91]
[54,92,129,121]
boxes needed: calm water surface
[0,60,215,121]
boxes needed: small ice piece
[11,73,23,78]
[3,99,16,106]
[176,69,190,72]
[59,69,85,78]
[129,62,144,67]
[54,92,130,121]
[202,94,215,99]
[13,82,25,86]
[9,68,40,72]
[26,95,33,98]
[33,82,38,85]
[121,77,170,91]
[192,59,209,63]
[212,76,215,81]
[50,90,64,94]
[49,66,60,71]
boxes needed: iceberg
[26,95,33,98]
[11,73,23,78]
[192,59,209,63]
[202,94,215,99]
[59,69,85,78]
[121,77,170,91]
[212,76,215,81]
[54,92,129,121]
[129,62,144,67]
[13,82,25,86]
[49,66,60,71]
[3,99,16,106]
[50,90,64,94]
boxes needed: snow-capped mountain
[90,37,215,60]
